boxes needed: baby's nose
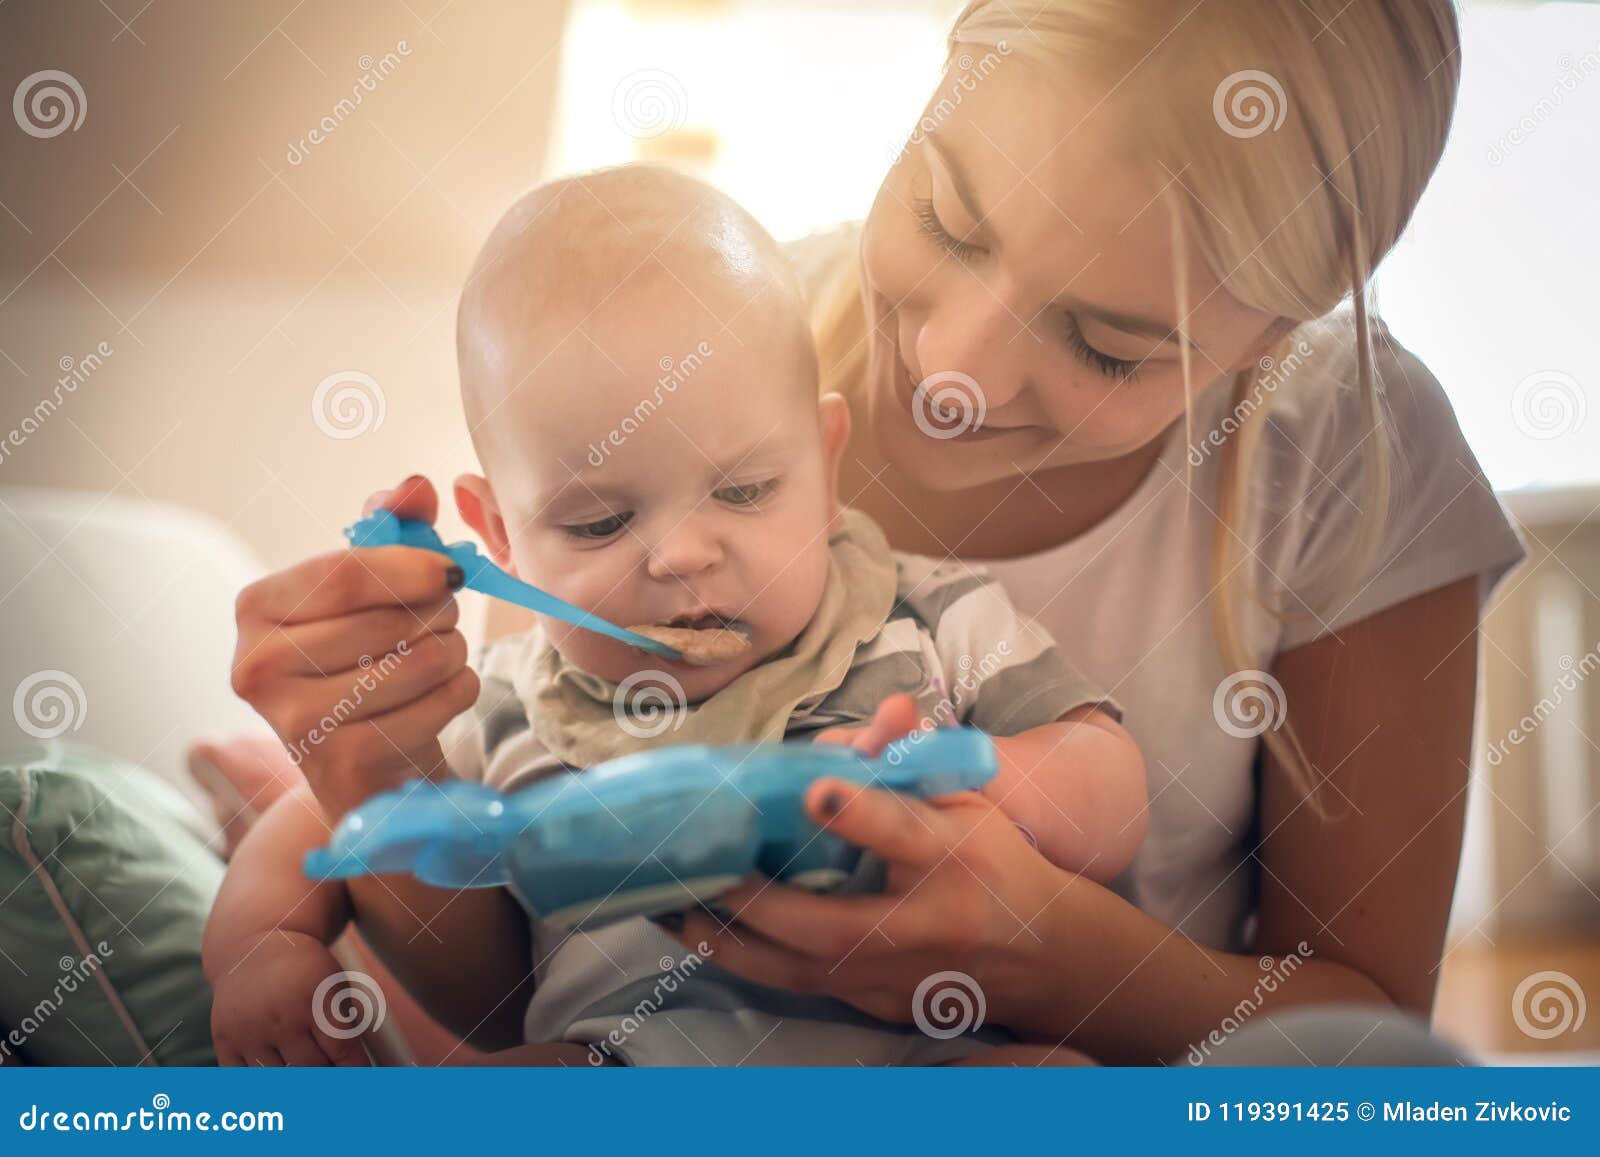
[644,520,723,580]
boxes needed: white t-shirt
[788,229,1526,952]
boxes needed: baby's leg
[940,1043,1098,1067]
[451,1042,614,1067]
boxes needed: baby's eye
[563,512,632,540]
[714,480,775,507]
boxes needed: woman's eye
[1059,314,1142,384]
[912,195,985,264]
[563,512,631,540]
[714,480,774,507]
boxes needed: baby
[210,165,1147,1066]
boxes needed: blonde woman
[650,0,1524,1064]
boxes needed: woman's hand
[230,476,479,819]
[660,695,1077,1031]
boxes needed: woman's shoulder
[1227,309,1477,498]
[781,220,862,305]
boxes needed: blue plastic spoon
[345,509,685,662]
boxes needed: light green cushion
[0,741,223,1065]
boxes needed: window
[550,0,952,241]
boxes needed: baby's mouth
[626,613,753,667]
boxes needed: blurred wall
[0,0,570,565]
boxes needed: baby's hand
[210,931,372,1066]
[810,693,922,756]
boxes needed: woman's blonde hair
[810,0,1461,807]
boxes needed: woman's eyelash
[912,196,985,263]
[913,194,1139,384]
[1059,315,1142,384]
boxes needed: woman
[651,0,1524,1064]
[230,0,1522,1065]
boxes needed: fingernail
[819,790,844,818]
[445,565,465,590]
[648,911,685,932]
[402,474,425,485]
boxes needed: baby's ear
[454,474,516,571]
[818,392,852,521]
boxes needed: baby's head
[454,165,850,702]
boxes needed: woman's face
[861,49,1285,490]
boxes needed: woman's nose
[644,514,724,581]
[914,293,1030,411]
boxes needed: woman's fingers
[804,778,945,869]
[236,545,461,628]
[276,1031,333,1067]
[362,474,439,523]
[263,598,459,677]
[666,909,834,996]
[712,876,905,962]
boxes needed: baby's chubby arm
[203,784,536,1053]
[983,706,1147,883]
